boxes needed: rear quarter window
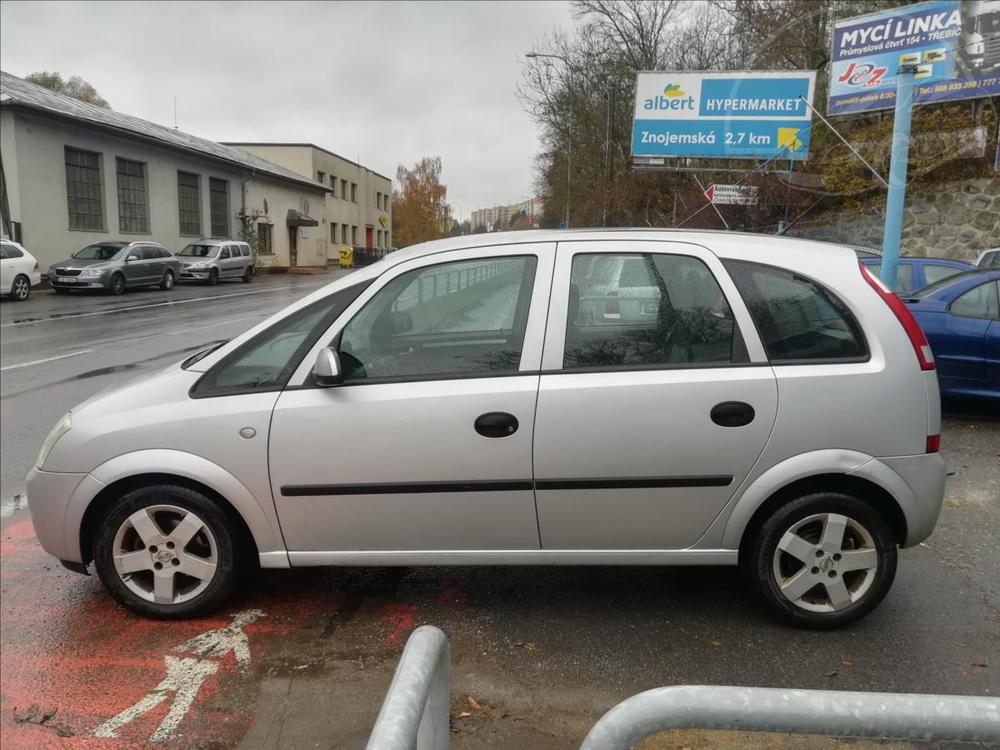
[723,260,867,363]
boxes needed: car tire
[160,270,175,291]
[242,267,254,284]
[11,274,31,301]
[743,492,897,629]
[110,272,126,296]
[93,484,243,619]
[208,268,219,286]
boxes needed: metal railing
[366,626,450,750]
[368,626,1000,749]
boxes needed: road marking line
[93,609,264,742]
[0,349,94,372]
[0,281,330,328]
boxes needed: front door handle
[710,401,755,427]
[475,412,519,438]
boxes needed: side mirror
[125,255,139,263]
[313,347,343,387]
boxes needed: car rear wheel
[743,493,896,629]
[93,485,242,619]
[160,269,175,290]
[11,274,31,301]
[109,272,126,295]
[242,266,254,283]
[208,268,219,286]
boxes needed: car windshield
[910,271,983,298]
[72,244,122,260]
[178,244,218,258]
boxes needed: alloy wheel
[771,512,878,613]
[12,276,30,300]
[111,504,219,605]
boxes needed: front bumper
[49,275,110,289]
[179,268,211,281]
[26,467,90,562]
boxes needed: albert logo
[644,83,695,111]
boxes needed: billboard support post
[881,65,916,291]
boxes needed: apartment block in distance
[470,197,544,232]
[225,143,392,256]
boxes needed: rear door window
[724,260,867,363]
[923,263,963,286]
[564,252,744,369]
[865,262,913,292]
[951,281,1000,320]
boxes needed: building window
[209,178,229,237]
[330,223,337,243]
[341,224,348,244]
[317,170,326,184]
[258,223,273,255]
[341,179,348,200]
[65,147,105,231]
[115,158,149,233]
[351,225,358,245]
[376,192,381,210]
[351,183,358,203]
[329,174,336,188]
[177,171,201,236]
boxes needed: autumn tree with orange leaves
[391,157,451,248]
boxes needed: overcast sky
[0,0,571,219]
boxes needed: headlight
[79,268,103,277]
[188,263,205,270]
[36,413,72,469]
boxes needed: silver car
[175,239,255,285]
[27,230,945,627]
[49,241,180,295]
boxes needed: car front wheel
[744,493,897,629]
[93,485,242,619]
[109,273,126,295]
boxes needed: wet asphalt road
[1,275,998,749]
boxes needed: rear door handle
[710,401,755,427]
[475,412,519,438]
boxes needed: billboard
[828,0,1000,116]
[631,71,817,162]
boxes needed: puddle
[1,492,26,519]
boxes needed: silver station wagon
[27,230,945,628]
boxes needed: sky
[0,0,571,220]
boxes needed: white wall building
[0,71,330,270]
[225,143,392,255]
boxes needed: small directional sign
[705,184,759,205]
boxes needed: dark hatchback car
[49,241,181,295]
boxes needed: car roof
[860,256,972,265]
[185,238,245,246]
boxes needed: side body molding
[73,449,289,568]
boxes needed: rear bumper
[868,452,946,547]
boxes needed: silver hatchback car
[175,239,255,285]
[27,230,945,627]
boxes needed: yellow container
[338,246,354,268]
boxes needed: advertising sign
[705,184,759,205]
[631,71,816,162]
[829,0,1000,116]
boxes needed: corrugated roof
[0,71,329,193]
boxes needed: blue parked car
[860,256,974,294]
[905,270,1000,401]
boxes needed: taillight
[33,261,39,272]
[859,262,935,370]
[926,434,941,453]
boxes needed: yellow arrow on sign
[379,214,388,227]
[777,127,803,153]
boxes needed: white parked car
[27,230,946,628]
[1,239,41,301]
[976,247,1000,269]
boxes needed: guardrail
[368,626,1000,750]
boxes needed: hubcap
[771,513,878,613]
[14,278,28,299]
[111,504,218,605]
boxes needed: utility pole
[881,64,917,290]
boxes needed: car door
[143,246,166,283]
[218,245,236,278]
[936,279,999,387]
[122,246,149,285]
[0,242,11,291]
[268,244,555,556]
[532,240,777,550]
